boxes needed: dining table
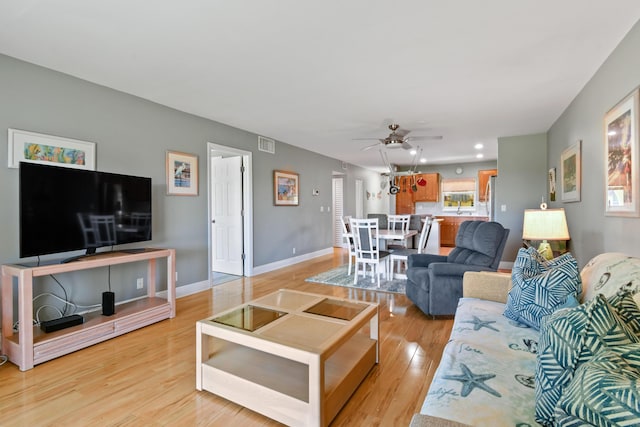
[374,228,418,250]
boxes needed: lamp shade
[522,208,570,241]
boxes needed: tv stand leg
[18,270,35,371]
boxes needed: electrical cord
[49,274,69,316]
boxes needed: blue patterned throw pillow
[535,295,640,426]
[504,248,581,330]
[608,291,640,335]
[555,343,640,426]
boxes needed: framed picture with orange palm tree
[605,88,639,217]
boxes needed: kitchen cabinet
[439,216,489,246]
[413,173,440,202]
[478,169,498,202]
[394,176,414,214]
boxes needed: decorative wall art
[274,170,299,206]
[604,88,639,216]
[7,128,96,170]
[166,150,198,196]
[548,167,557,202]
[560,140,581,202]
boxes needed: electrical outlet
[293,247,296,254]
[175,271,178,281]
[136,277,144,289]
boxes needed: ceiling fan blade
[361,142,382,151]
[395,128,411,138]
[406,135,443,141]
[401,141,413,150]
[352,137,381,141]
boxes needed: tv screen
[20,162,152,259]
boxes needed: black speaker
[102,291,115,316]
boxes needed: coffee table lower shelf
[198,334,377,426]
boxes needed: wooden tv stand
[1,248,176,371]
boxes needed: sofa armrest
[462,271,512,304]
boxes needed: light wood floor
[0,249,454,426]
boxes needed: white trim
[251,247,334,276]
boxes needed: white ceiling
[1,1,640,172]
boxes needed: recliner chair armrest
[463,271,512,303]
[407,253,448,269]
[429,263,494,277]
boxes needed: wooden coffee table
[196,289,379,427]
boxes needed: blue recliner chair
[406,220,509,316]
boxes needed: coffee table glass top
[211,305,286,332]
[304,298,368,321]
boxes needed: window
[442,178,476,211]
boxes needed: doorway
[207,143,253,283]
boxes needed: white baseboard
[251,247,334,276]
[157,279,210,299]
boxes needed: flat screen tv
[20,162,152,259]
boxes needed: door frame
[207,142,254,281]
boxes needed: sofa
[410,251,640,427]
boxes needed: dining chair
[340,216,356,275]
[390,216,434,278]
[387,214,411,250]
[350,218,390,287]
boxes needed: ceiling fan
[355,123,443,151]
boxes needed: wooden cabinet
[394,173,440,213]
[394,177,415,214]
[478,169,497,202]
[413,173,440,202]
[439,216,489,246]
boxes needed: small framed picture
[561,140,581,202]
[604,88,639,216]
[166,150,198,196]
[274,170,299,206]
[8,128,96,170]
[548,167,556,202]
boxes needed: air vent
[258,136,275,154]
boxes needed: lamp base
[538,241,553,260]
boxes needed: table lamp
[522,205,570,260]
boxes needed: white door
[211,156,243,275]
[332,177,344,247]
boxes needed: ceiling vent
[258,136,275,154]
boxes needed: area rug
[305,265,406,294]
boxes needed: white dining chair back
[387,214,411,250]
[390,216,434,278]
[349,218,390,287]
[416,216,434,253]
[341,216,356,275]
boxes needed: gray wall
[0,54,363,316]
[495,134,548,262]
[547,20,640,267]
